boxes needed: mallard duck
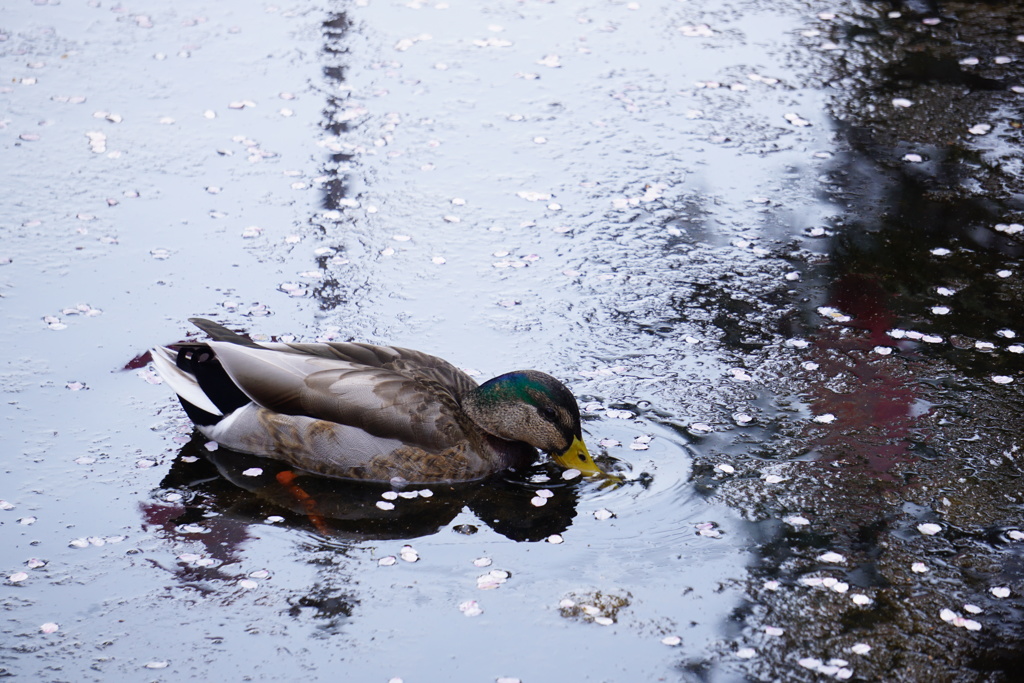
[151,318,603,484]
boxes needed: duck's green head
[466,370,604,477]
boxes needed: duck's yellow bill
[553,436,605,477]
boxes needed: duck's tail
[150,342,252,426]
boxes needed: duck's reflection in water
[147,432,584,543]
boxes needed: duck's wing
[209,342,467,451]
[259,341,481,399]
[187,317,480,398]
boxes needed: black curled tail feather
[173,344,252,422]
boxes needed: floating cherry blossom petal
[459,600,482,617]
[547,534,563,544]
[40,622,59,634]
[818,551,845,564]
[991,586,1011,598]
[376,501,395,511]
[765,626,784,636]
[593,508,614,520]
[917,523,942,535]
[378,556,397,566]
[911,562,929,573]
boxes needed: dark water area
[2,0,1023,681]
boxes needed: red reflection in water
[803,274,926,478]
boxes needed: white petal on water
[931,247,952,256]
[917,523,942,535]
[785,515,810,526]
[241,468,262,477]
[547,534,564,544]
[991,586,1011,598]
[594,616,614,626]
[536,489,554,499]
[40,622,59,634]
[249,569,270,579]
[997,270,1013,278]
[968,123,992,135]
[530,496,547,507]
[991,375,1013,384]
[813,413,836,424]
[593,508,614,520]
[145,661,169,670]
[715,463,735,474]
[798,658,823,670]
[238,579,258,590]
[874,346,893,355]
[764,625,784,636]
[376,501,395,511]
[903,153,923,162]
[964,604,982,614]
[818,551,846,564]
[459,600,483,617]
[736,647,756,658]
[892,98,913,108]
[382,491,399,500]
[473,557,492,568]
[852,594,872,605]
[940,608,957,622]
[911,562,929,573]
[8,572,28,583]
[931,306,950,315]
[1009,530,1024,541]
[803,361,819,370]
[661,635,682,646]
[690,423,712,433]
[378,556,397,566]
[399,546,419,562]
[561,468,581,480]
[997,329,1016,338]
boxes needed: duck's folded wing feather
[210,341,465,451]
[259,341,480,398]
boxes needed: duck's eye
[538,406,558,422]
